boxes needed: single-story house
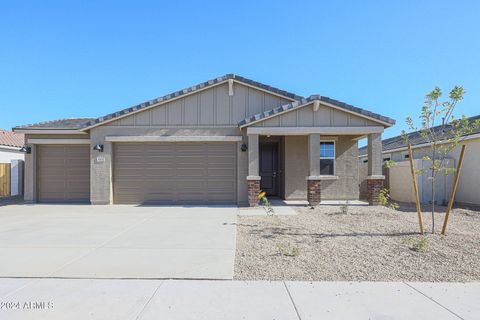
[359,115,480,206]
[0,129,24,163]
[14,74,395,206]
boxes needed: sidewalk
[0,279,478,319]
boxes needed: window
[320,141,335,175]
[383,157,391,161]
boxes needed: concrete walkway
[0,279,477,319]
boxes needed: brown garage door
[37,145,90,203]
[113,142,236,204]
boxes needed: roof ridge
[239,95,395,127]
[84,74,303,128]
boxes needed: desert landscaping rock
[234,204,480,281]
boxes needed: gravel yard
[234,204,480,282]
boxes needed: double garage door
[113,142,237,204]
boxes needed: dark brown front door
[259,142,278,196]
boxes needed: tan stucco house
[13,74,395,206]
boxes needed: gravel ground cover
[234,204,480,281]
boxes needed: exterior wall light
[241,143,248,152]
[93,144,104,152]
[20,145,32,154]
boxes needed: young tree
[402,86,480,234]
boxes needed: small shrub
[383,160,397,168]
[410,236,428,252]
[379,188,400,210]
[258,191,274,215]
[276,242,299,257]
[340,201,349,214]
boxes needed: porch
[245,127,385,207]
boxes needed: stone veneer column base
[247,176,261,207]
[307,178,321,206]
[367,177,385,205]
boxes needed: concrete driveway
[0,205,237,279]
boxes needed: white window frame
[320,140,336,176]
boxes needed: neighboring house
[0,129,24,163]
[0,129,25,196]
[14,74,395,206]
[359,115,480,206]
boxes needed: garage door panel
[176,170,206,178]
[113,142,236,204]
[115,168,146,176]
[38,171,65,178]
[208,168,234,176]
[65,192,90,200]
[144,169,175,176]
[37,145,90,203]
[39,158,65,167]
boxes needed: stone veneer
[247,179,261,207]
[307,179,321,206]
[367,178,384,205]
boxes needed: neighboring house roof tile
[238,95,396,127]
[359,115,480,156]
[0,129,24,148]
[13,118,95,130]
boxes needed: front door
[259,142,278,196]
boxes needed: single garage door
[113,142,236,204]
[37,145,90,202]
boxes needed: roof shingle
[13,74,302,131]
[83,74,303,128]
[238,95,396,127]
[13,118,95,130]
[359,115,480,156]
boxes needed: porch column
[247,134,261,207]
[307,134,321,206]
[367,132,385,205]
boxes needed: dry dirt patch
[234,204,480,281]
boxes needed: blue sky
[1,1,479,142]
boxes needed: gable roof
[359,114,480,156]
[0,129,24,148]
[13,118,95,131]
[13,74,303,131]
[238,95,396,128]
[81,74,303,130]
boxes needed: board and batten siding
[105,83,292,127]
[253,104,380,127]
